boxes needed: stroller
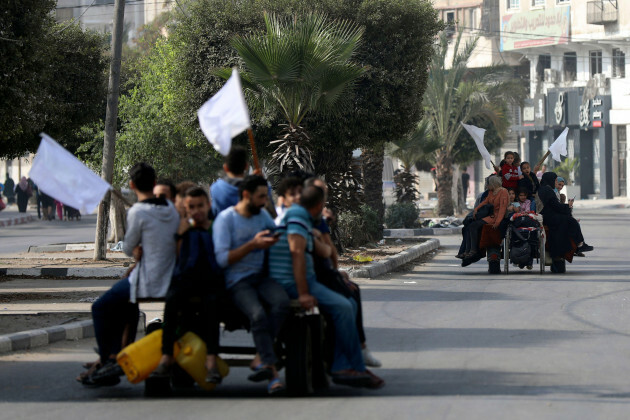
[503,213,545,274]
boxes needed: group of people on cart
[458,150,593,271]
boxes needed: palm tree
[222,12,364,177]
[388,119,438,203]
[423,29,525,216]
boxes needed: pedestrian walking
[3,173,15,205]
[461,167,470,202]
[15,176,31,213]
[55,200,63,220]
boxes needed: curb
[384,226,462,238]
[0,267,128,279]
[0,214,35,228]
[0,320,94,354]
[0,313,146,355]
[344,238,440,278]
[28,243,115,253]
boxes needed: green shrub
[385,202,419,228]
[337,204,381,248]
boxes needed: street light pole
[94,0,125,260]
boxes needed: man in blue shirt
[269,185,383,389]
[213,175,290,394]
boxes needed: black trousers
[161,289,219,356]
[466,220,488,253]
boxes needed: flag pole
[247,128,261,172]
[534,151,551,173]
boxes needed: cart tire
[504,229,511,274]
[285,316,314,396]
[539,231,545,274]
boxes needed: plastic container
[174,332,229,391]
[117,329,180,384]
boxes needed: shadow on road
[364,327,590,351]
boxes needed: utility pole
[94,0,125,260]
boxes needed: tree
[223,12,364,179]
[423,30,526,216]
[307,0,442,228]
[0,1,107,158]
[388,120,438,203]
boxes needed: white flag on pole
[548,127,569,162]
[198,68,251,156]
[29,133,111,214]
[460,122,493,170]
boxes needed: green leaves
[229,12,365,126]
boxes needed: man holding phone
[213,175,290,393]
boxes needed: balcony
[587,0,618,25]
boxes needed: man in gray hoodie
[85,163,179,386]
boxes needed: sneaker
[362,347,382,368]
[577,243,594,253]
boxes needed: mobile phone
[272,232,281,238]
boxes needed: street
[0,211,97,255]
[1,207,630,419]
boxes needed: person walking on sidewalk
[3,173,15,205]
[15,177,31,213]
[83,163,179,386]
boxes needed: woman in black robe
[538,172,593,257]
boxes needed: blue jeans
[230,274,290,366]
[91,278,139,363]
[284,277,366,372]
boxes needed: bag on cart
[509,215,539,267]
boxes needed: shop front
[520,88,612,199]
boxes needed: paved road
[1,208,630,419]
[0,212,97,255]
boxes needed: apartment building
[55,0,172,45]
[502,0,628,198]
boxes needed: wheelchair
[502,214,546,275]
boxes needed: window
[469,8,476,30]
[508,0,520,9]
[556,0,570,4]
[613,48,626,78]
[532,0,545,6]
[563,52,577,82]
[445,11,455,36]
[536,54,551,80]
[590,50,602,76]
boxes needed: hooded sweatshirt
[210,177,242,218]
[123,197,179,303]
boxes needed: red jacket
[501,164,519,189]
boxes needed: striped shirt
[269,205,315,289]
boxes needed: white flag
[548,127,569,162]
[198,69,251,156]
[29,134,111,214]
[460,122,492,170]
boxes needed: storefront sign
[501,6,570,51]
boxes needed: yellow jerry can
[174,331,229,391]
[117,329,180,384]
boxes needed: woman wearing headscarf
[14,176,31,213]
[463,175,509,258]
[538,172,593,257]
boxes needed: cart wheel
[539,231,545,275]
[503,229,511,274]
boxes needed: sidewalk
[0,206,37,228]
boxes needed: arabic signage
[501,6,570,51]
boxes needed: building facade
[55,0,173,45]
[502,0,629,198]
